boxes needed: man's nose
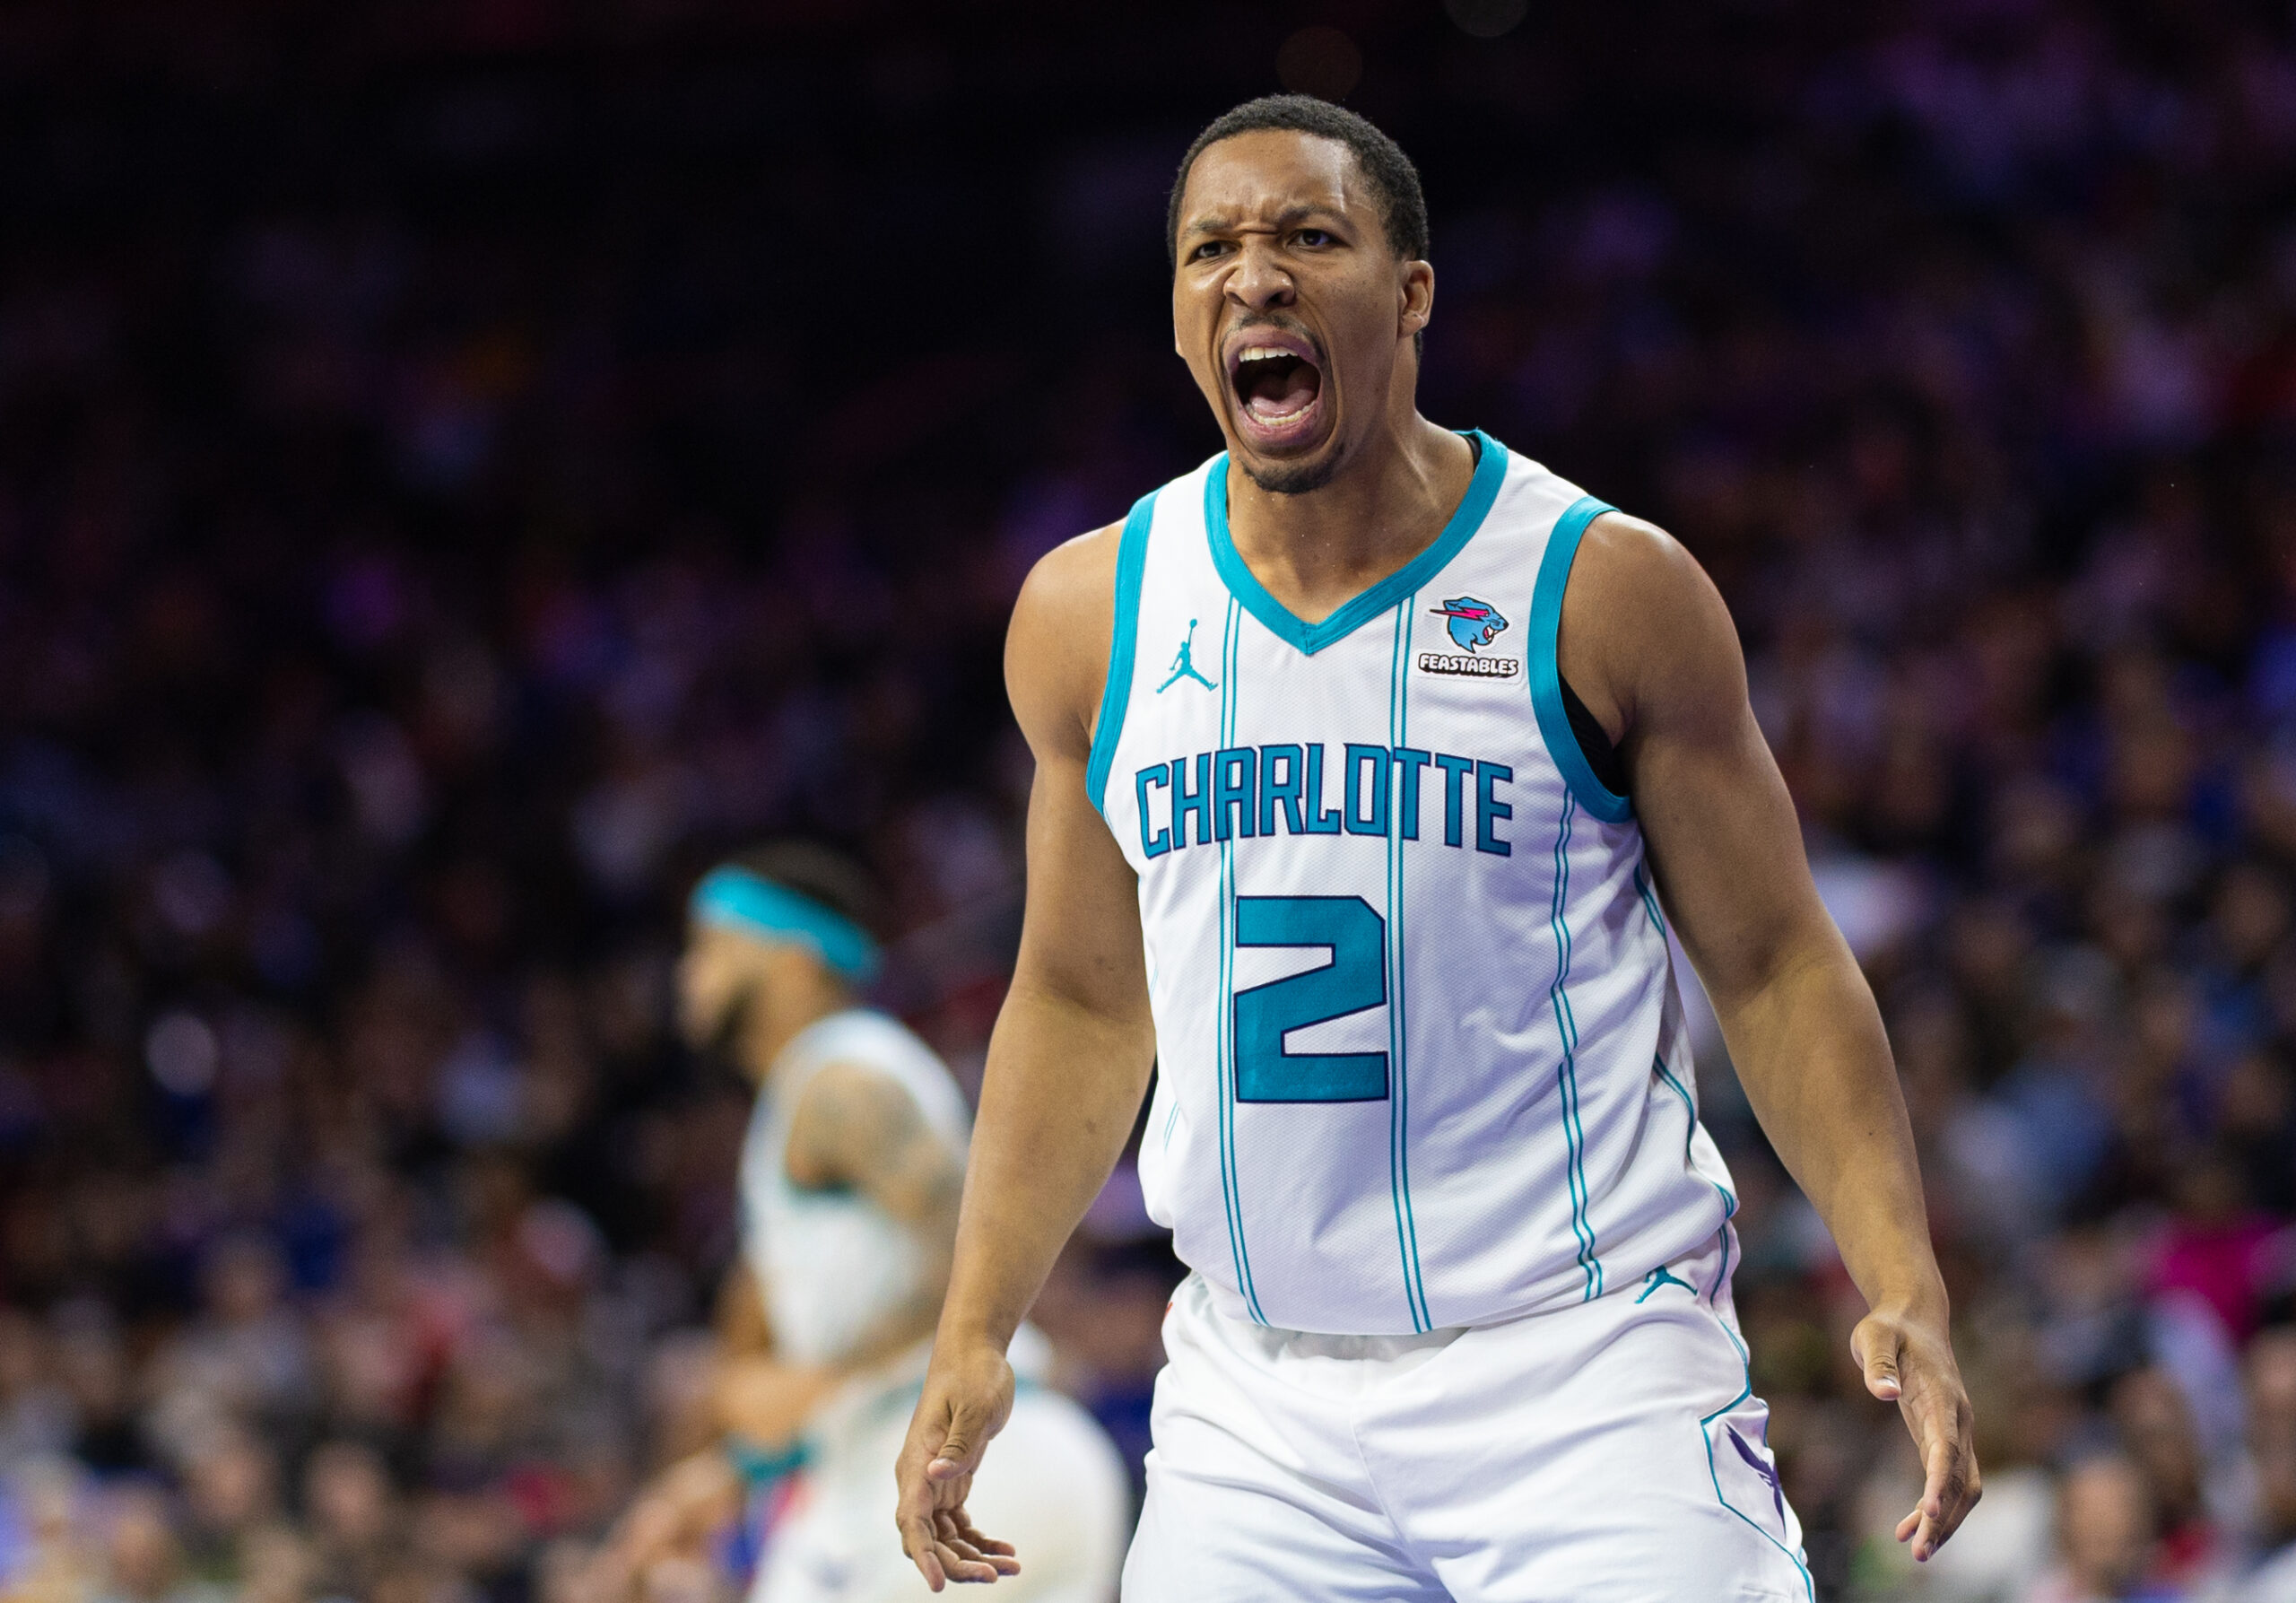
[1226,239,1296,309]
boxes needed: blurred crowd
[3,0,2296,1599]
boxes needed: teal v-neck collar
[1204,430,1509,657]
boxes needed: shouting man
[897,95,1978,1600]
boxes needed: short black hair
[1167,95,1429,269]
[722,841,883,937]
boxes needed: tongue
[1246,362,1319,420]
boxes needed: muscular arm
[787,1058,969,1364]
[895,523,1160,1589]
[1561,513,1979,1562]
[600,1079,970,1590]
[708,1060,970,1446]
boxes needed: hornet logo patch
[1726,1425,1790,1529]
[1419,596,1520,679]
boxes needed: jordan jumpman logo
[1637,1265,1697,1302]
[1157,618,1217,693]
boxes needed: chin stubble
[1240,437,1345,496]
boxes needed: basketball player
[894,96,1979,1599]
[601,846,1127,1602]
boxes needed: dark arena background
[3,2,2295,1599]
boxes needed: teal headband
[690,867,881,984]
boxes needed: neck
[1225,410,1474,626]
[736,981,851,1085]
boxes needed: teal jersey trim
[1699,1325,1816,1598]
[1529,495,1634,823]
[724,1436,809,1486]
[1654,1055,1809,1595]
[1633,862,1666,936]
[1697,1290,1815,1598]
[1203,431,1509,657]
[1652,1059,1703,1167]
[1085,489,1160,817]
[1213,596,1265,1323]
[1385,597,1431,1334]
[1547,791,1603,1300]
[1653,1057,1740,1303]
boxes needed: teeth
[1237,344,1300,364]
[1250,397,1316,425]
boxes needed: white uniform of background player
[739,1004,1128,1603]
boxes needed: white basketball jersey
[1091,431,1738,1336]
[739,1009,972,1366]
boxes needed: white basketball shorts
[752,1345,1130,1603]
[1124,1232,1812,1601]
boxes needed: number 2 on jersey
[1232,895,1389,1102]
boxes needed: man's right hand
[587,1451,740,1601]
[894,1338,1022,1590]
[887,523,1160,1587]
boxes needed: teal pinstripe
[1547,793,1602,1299]
[1651,1058,1807,1594]
[1633,862,1666,936]
[1213,594,1265,1323]
[1652,1058,1741,1260]
[1697,1311,1814,1599]
[1386,598,1431,1334]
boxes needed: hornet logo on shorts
[1419,596,1520,678]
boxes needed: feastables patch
[1418,651,1520,678]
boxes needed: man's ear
[1400,259,1435,338]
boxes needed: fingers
[940,1509,1021,1569]
[1857,1307,1981,1562]
[899,1509,950,1592]
[1899,1389,1981,1562]
[1907,1433,1952,1561]
[899,1448,993,1587]
[896,1441,955,1591]
[896,1472,1018,1590]
[897,1353,1020,1588]
[929,1539,1000,1585]
[935,1509,1022,1581]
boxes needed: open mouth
[1228,336,1326,449]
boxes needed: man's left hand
[1852,1301,1980,1562]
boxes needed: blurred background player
[598,845,1126,1601]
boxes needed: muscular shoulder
[1559,510,1744,744]
[1005,520,1125,763]
[786,1059,959,1200]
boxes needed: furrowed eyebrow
[1180,203,1352,242]
[1266,204,1350,233]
